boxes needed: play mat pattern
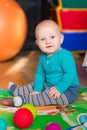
[0,87,87,130]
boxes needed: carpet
[0,87,87,130]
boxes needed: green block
[60,0,87,8]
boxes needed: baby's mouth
[46,46,53,48]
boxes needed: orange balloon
[0,0,28,61]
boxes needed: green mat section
[0,87,87,130]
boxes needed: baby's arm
[48,86,61,99]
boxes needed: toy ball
[0,119,7,130]
[0,0,27,62]
[22,104,37,119]
[45,122,62,130]
[13,108,33,129]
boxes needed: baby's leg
[0,86,79,107]
[9,82,34,96]
[14,89,69,106]
[0,88,69,107]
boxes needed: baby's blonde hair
[35,19,61,38]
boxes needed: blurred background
[0,0,87,89]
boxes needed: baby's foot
[13,96,23,107]
[8,82,17,95]
[8,82,14,89]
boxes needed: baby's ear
[35,39,38,45]
[60,34,64,44]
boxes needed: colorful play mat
[0,87,87,130]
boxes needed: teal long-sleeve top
[33,48,80,94]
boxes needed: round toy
[0,119,7,130]
[0,0,27,61]
[22,104,37,119]
[13,108,33,129]
[45,122,62,130]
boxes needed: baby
[0,20,80,107]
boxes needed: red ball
[13,108,33,129]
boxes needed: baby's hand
[30,91,40,95]
[48,87,61,99]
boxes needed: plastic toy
[22,104,37,119]
[45,122,62,130]
[13,108,33,129]
[0,119,7,130]
[0,0,27,61]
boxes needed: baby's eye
[51,36,55,39]
[40,38,45,41]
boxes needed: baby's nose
[46,39,50,44]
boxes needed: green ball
[22,104,37,119]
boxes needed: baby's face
[35,22,64,55]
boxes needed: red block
[57,8,87,30]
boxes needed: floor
[0,50,87,90]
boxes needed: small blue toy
[0,119,7,130]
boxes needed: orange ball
[0,0,27,61]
